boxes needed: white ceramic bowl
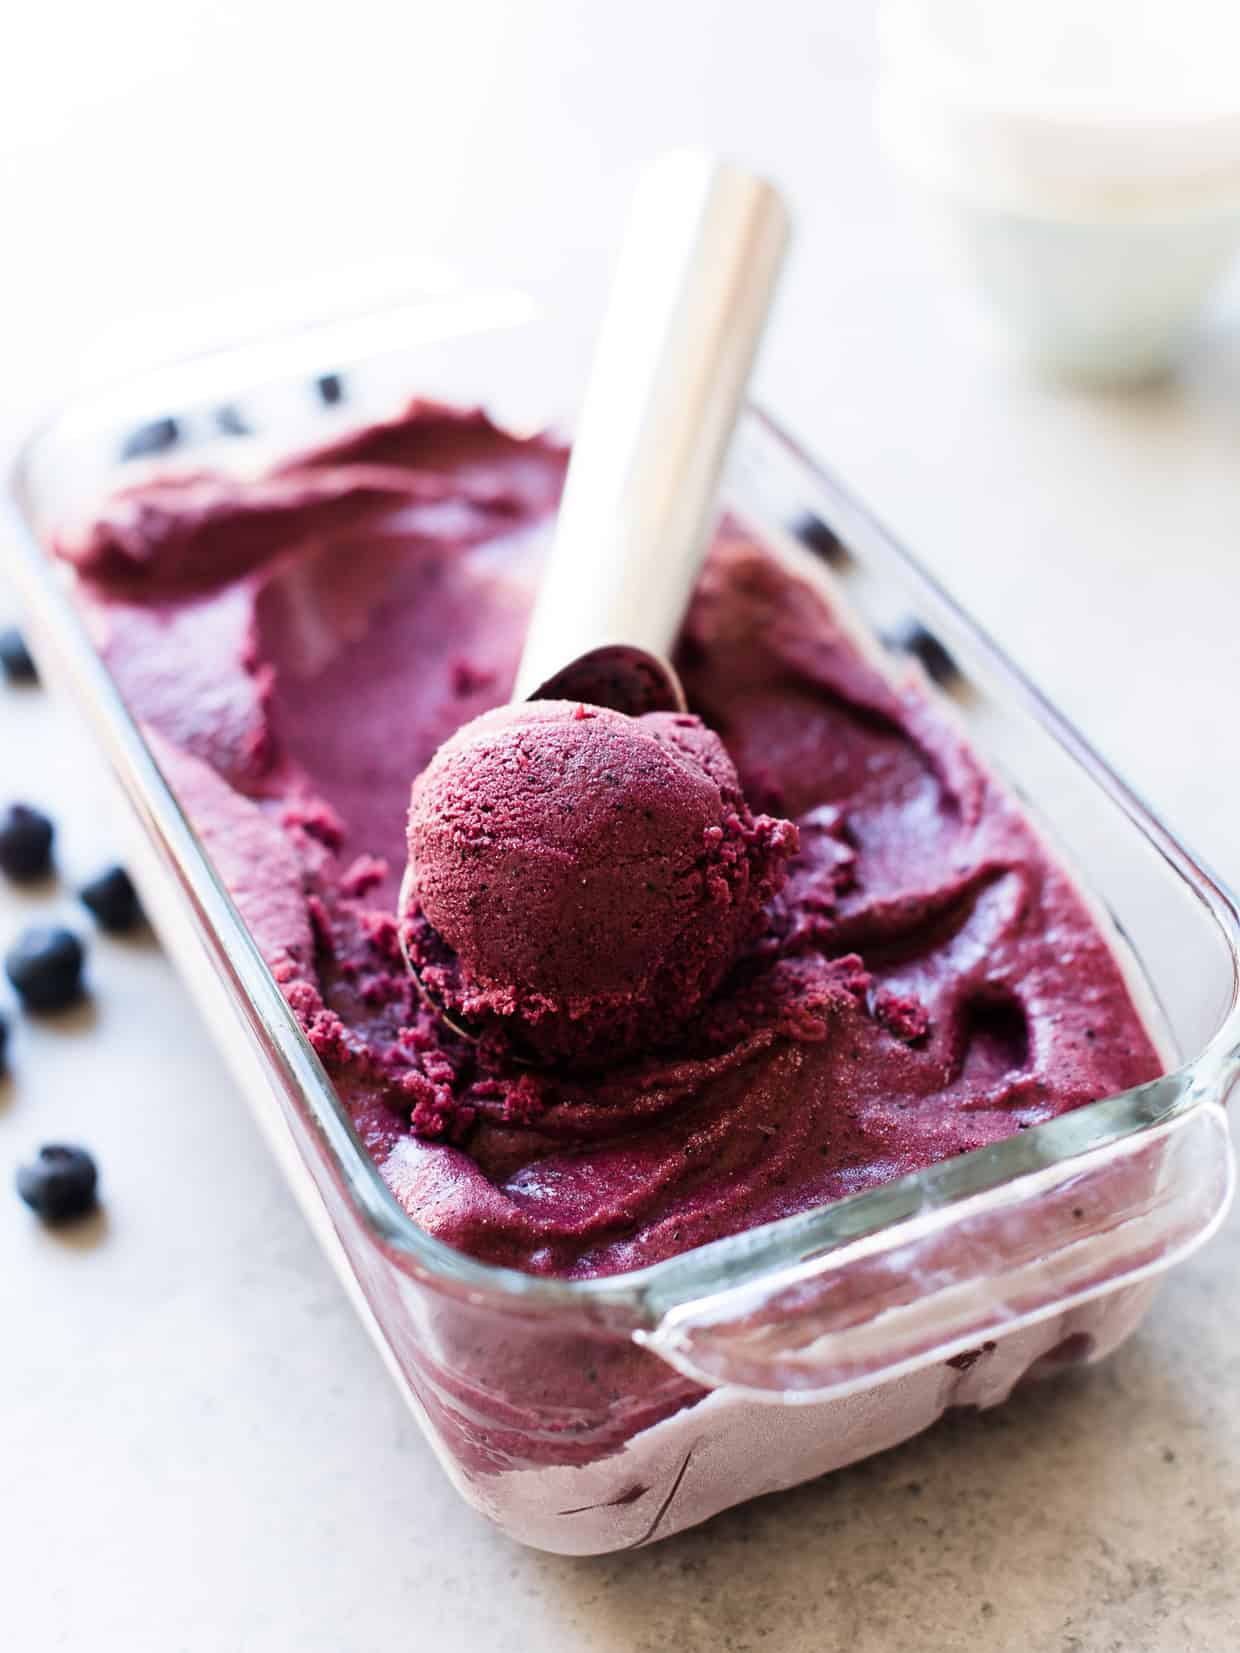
[878,0,1240,382]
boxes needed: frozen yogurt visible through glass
[58,398,1162,1289]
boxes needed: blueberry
[214,403,252,437]
[790,511,849,567]
[0,1011,8,1073]
[120,416,180,461]
[80,865,142,933]
[16,1144,98,1224]
[315,372,346,406]
[884,618,961,687]
[0,803,54,881]
[0,626,38,684]
[5,927,84,1011]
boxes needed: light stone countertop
[3,5,1240,1650]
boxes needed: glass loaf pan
[6,291,1239,1554]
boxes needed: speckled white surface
[3,4,1240,1649]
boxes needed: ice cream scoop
[400,151,790,1049]
[401,700,797,1065]
[514,150,789,716]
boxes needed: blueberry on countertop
[0,803,54,881]
[5,927,84,1012]
[0,626,38,684]
[79,865,143,934]
[16,1144,98,1224]
[883,618,961,688]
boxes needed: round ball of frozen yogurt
[401,699,797,1065]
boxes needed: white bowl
[878,0,1240,382]
[923,200,1240,383]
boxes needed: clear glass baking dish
[6,289,1239,1554]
